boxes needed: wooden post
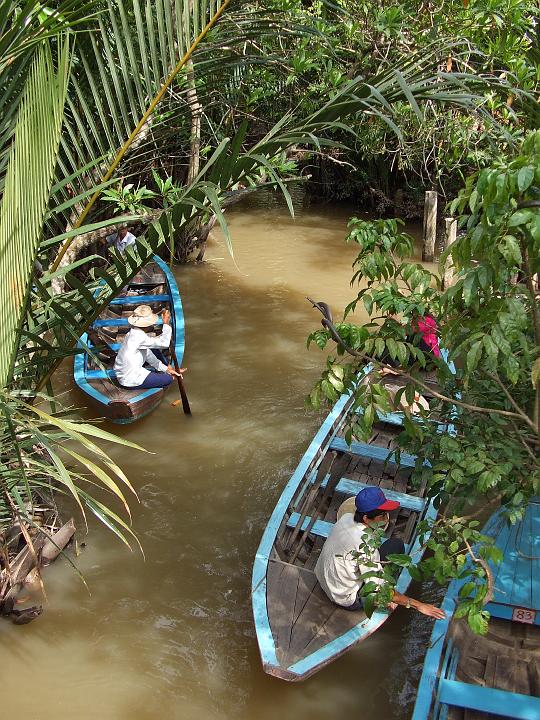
[442,217,457,290]
[422,190,438,262]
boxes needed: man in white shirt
[315,486,445,618]
[114,305,185,389]
[106,224,137,254]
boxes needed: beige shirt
[315,513,384,607]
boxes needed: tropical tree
[307,129,540,633]
[240,0,540,204]
[0,0,516,616]
[0,29,144,617]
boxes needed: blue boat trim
[329,436,418,468]
[92,317,164,328]
[251,387,356,671]
[438,679,540,720]
[109,294,169,305]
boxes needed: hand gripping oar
[170,343,191,415]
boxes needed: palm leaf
[0,36,70,388]
[51,0,233,272]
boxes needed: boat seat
[109,294,169,305]
[329,437,418,468]
[286,513,333,538]
[88,341,121,352]
[93,317,164,328]
[285,512,413,556]
[377,411,405,426]
[319,476,426,512]
[437,678,540,720]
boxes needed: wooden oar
[170,344,191,415]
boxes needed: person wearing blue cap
[314,486,445,618]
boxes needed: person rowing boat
[113,305,185,389]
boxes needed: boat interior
[266,413,428,674]
[83,262,170,404]
[443,617,540,720]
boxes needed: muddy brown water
[1,200,442,720]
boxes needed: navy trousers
[140,351,173,389]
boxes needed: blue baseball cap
[355,486,400,514]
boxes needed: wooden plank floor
[447,617,540,720]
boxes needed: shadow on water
[1,200,437,720]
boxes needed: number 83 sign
[512,607,537,624]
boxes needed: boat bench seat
[286,513,333,538]
[93,317,164,328]
[285,510,415,557]
[329,437,418,468]
[109,294,169,305]
[438,679,540,720]
[319,476,426,512]
[377,411,405,426]
[87,341,122,352]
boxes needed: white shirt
[315,513,384,607]
[107,231,137,254]
[114,324,172,387]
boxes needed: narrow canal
[2,199,440,720]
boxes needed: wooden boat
[74,256,185,423]
[252,366,446,681]
[412,500,540,720]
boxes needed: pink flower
[413,314,441,358]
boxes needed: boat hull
[252,371,439,681]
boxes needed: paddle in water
[158,308,191,415]
[170,343,191,415]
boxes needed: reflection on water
[1,199,438,720]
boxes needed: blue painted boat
[412,499,540,720]
[74,256,185,423]
[252,367,444,681]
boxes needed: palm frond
[0,36,70,388]
[0,390,142,549]
[51,0,232,271]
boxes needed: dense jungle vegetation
[0,0,538,626]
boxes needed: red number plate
[512,607,536,624]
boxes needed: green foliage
[308,129,540,631]
[240,0,539,200]
[347,521,398,616]
[0,390,142,548]
[101,183,157,213]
